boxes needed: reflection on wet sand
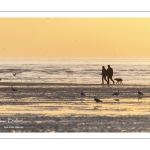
[1,82,150,132]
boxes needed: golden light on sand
[0,18,150,58]
[1,98,150,116]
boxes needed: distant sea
[0,58,150,85]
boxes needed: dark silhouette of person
[107,65,114,84]
[101,66,108,84]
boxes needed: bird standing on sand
[112,90,120,96]
[11,86,18,91]
[80,91,85,97]
[13,73,16,76]
[94,96,103,103]
[138,89,143,96]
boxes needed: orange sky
[0,18,150,58]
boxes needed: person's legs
[104,76,108,82]
[110,76,114,84]
[102,76,108,84]
[107,76,110,84]
[102,76,104,84]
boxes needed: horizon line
[0,57,150,59]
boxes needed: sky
[0,18,150,58]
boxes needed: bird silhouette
[112,90,120,96]
[94,96,103,103]
[138,89,143,96]
[80,91,85,97]
[13,73,16,76]
[11,86,18,91]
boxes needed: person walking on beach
[101,66,108,84]
[107,65,114,84]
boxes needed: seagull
[11,86,18,91]
[13,73,16,76]
[112,90,120,96]
[80,91,85,97]
[138,89,143,96]
[94,96,103,103]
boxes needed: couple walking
[101,65,114,84]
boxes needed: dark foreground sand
[0,82,150,132]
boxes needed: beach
[0,82,150,132]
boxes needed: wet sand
[0,82,150,132]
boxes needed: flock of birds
[80,89,144,103]
[1,72,145,102]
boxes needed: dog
[114,78,123,84]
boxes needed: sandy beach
[0,82,150,132]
